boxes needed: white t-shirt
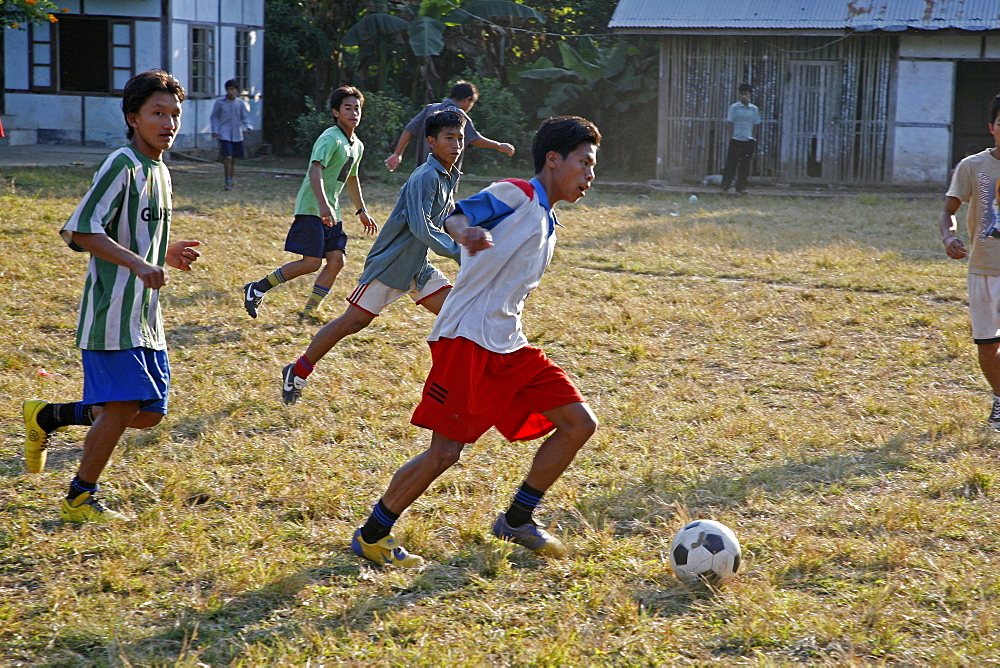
[947,149,1000,276]
[428,178,558,353]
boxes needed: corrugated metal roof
[609,0,1000,31]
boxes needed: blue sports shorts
[284,214,348,258]
[218,139,245,158]
[81,347,170,414]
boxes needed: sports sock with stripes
[253,268,286,294]
[360,499,399,544]
[504,482,545,528]
[67,475,98,501]
[293,355,314,379]
[302,284,330,312]
[37,402,95,432]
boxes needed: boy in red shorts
[351,116,600,567]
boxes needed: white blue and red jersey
[428,177,559,354]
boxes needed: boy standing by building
[22,70,201,522]
[720,83,760,194]
[281,110,471,405]
[210,78,253,191]
[941,92,1000,429]
[384,81,515,174]
[351,116,600,568]
[243,86,378,320]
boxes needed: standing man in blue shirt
[280,110,490,405]
[210,79,253,191]
[720,83,761,194]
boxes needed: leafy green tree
[1,0,65,29]
[264,0,367,154]
[342,0,545,100]
[528,0,616,45]
[511,37,658,175]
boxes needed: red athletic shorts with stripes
[410,336,586,443]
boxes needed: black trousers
[721,138,756,192]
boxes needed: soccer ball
[669,519,741,586]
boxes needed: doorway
[952,61,1000,166]
[781,61,840,181]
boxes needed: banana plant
[343,0,544,58]
[510,37,657,122]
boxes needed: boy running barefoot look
[23,70,201,522]
[352,116,600,567]
[243,86,378,320]
[282,110,468,404]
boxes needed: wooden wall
[657,34,897,184]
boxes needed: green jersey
[294,124,363,219]
[60,145,172,351]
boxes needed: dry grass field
[1,160,998,665]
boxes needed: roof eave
[611,26,1000,36]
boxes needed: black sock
[505,482,545,528]
[34,404,59,433]
[52,402,95,429]
[38,402,95,432]
[67,475,98,501]
[360,499,398,544]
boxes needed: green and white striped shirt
[61,145,172,351]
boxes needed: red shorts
[411,337,586,443]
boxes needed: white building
[1,0,264,152]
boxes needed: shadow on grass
[582,438,918,535]
[165,319,246,346]
[110,542,552,664]
[0,408,233,480]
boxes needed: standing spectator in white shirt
[721,83,761,194]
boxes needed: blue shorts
[284,214,348,258]
[81,348,170,414]
[219,139,245,158]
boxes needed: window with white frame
[30,16,134,94]
[235,29,252,95]
[190,26,216,97]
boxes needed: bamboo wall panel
[659,34,896,184]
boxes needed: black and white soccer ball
[669,519,741,586]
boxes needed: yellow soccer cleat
[351,528,424,568]
[23,399,65,473]
[60,491,129,523]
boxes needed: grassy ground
[1,161,998,665]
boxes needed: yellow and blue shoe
[23,399,66,473]
[60,491,128,523]
[491,512,567,558]
[351,528,424,568]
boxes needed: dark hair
[991,92,1000,126]
[122,70,186,140]
[224,79,238,90]
[330,86,364,112]
[531,116,601,173]
[739,83,753,94]
[449,80,478,102]
[425,110,466,139]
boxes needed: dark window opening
[59,17,109,93]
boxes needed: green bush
[450,72,533,175]
[292,92,411,173]
[292,97,332,156]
